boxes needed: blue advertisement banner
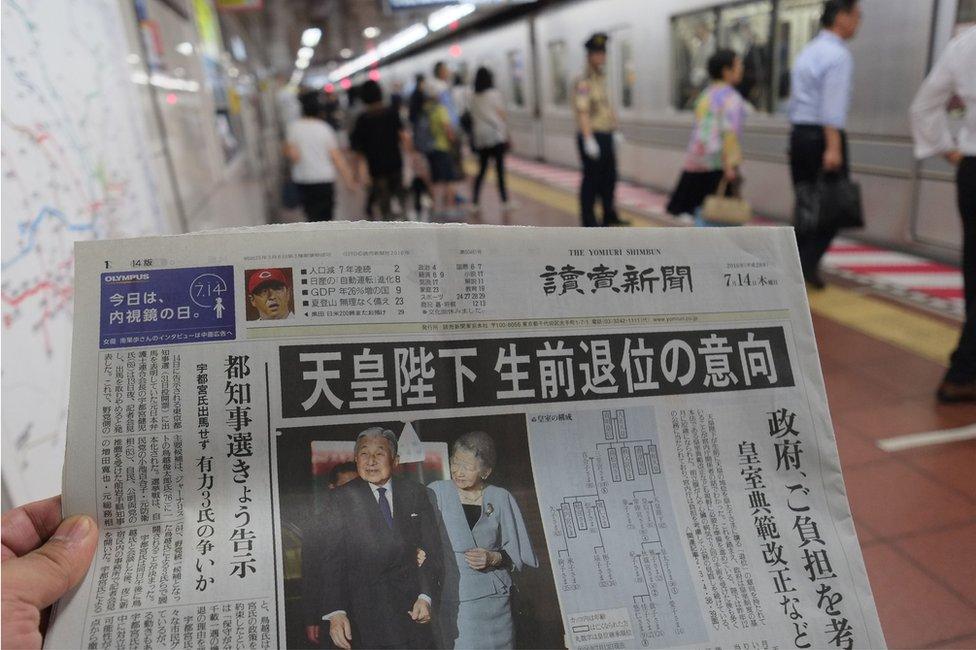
[99,266,236,349]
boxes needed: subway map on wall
[2,0,169,505]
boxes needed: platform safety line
[876,423,976,452]
[805,286,957,366]
[469,162,660,228]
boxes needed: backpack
[412,111,435,154]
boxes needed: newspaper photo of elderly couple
[275,414,563,649]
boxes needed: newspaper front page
[48,223,885,649]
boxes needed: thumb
[4,515,98,610]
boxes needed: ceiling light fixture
[301,28,322,47]
[362,26,381,39]
[376,23,428,58]
[329,23,428,83]
[427,3,476,33]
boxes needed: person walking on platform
[667,49,747,225]
[911,26,976,403]
[351,80,410,221]
[574,33,627,227]
[787,0,862,288]
[424,88,462,219]
[283,91,358,222]
[469,67,512,217]
[409,75,434,219]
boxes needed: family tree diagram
[1,0,167,504]
[529,407,707,648]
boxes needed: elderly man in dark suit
[304,427,442,649]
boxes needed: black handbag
[820,175,864,229]
[459,110,473,136]
[794,174,864,234]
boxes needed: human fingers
[1,515,97,610]
[330,619,351,650]
[465,552,487,570]
[330,627,350,650]
[410,599,430,623]
[1,496,64,560]
[418,600,431,623]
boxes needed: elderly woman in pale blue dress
[429,431,538,649]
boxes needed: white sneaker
[502,200,519,213]
[675,213,695,226]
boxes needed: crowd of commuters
[281,59,514,225]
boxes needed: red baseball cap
[247,268,289,294]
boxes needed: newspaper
[48,222,885,649]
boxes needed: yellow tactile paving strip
[503,173,657,227]
[501,168,956,367]
[806,287,956,366]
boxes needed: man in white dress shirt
[911,26,976,402]
[788,0,862,288]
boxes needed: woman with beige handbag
[666,49,751,226]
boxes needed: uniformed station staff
[574,32,628,227]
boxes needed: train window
[958,0,976,28]
[548,40,569,105]
[671,10,717,111]
[507,50,526,107]
[619,35,636,109]
[718,0,773,112]
[774,0,823,113]
[455,61,470,87]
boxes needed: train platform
[450,154,976,649]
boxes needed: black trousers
[578,131,618,227]
[472,143,508,204]
[948,156,976,383]
[371,171,408,221]
[789,125,849,278]
[297,182,335,222]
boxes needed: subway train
[375,0,969,263]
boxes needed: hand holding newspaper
[47,222,885,649]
